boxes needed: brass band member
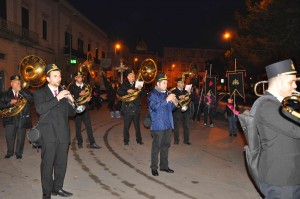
[68,71,101,149]
[117,70,146,145]
[148,73,177,176]
[33,64,76,199]
[172,77,191,145]
[256,59,300,199]
[0,75,33,159]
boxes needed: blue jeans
[228,116,237,135]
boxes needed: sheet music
[135,81,144,88]
[185,84,192,91]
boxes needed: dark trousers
[41,142,69,194]
[123,111,142,143]
[259,182,300,199]
[228,116,238,135]
[150,129,171,170]
[192,103,201,121]
[5,123,26,156]
[173,110,190,143]
[75,110,96,145]
[204,106,214,125]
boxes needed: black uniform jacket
[117,81,146,111]
[68,83,91,109]
[33,85,76,143]
[257,92,300,186]
[0,88,33,128]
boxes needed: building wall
[0,0,109,91]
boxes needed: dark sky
[67,0,246,53]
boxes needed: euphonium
[0,93,27,117]
[168,87,191,112]
[282,90,300,118]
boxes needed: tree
[232,0,300,76]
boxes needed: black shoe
[43,193,51,199]
[174,140,179,145]
[16,154,22,159]
[184,142,191,145]
[51,189,73,197]
[124,142,129,145]
[78,143,83,149]
[151,169,159,176]
[4,154,12,159]
[160,168,174,173]
[137,141,144,145]
[90,143,102,149]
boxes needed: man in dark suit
[117,70,146,145]
[256,59,300,199]
[0,75,33,159]
[68,71,101,149]
[33,64,76,199]
[172,77,191,145]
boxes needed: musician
[148,73,177,176]
[256,59,300,199]
[172,77,191,145]
[33,64,76,199]
[117,70,146,145]
[203,91,216,127]
[68,71,101,149]
[101,71,121,118]
[0,75,33,159]
[225,97,239,137]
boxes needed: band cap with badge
[265,59,297,79]
[156,73,168,82]
[46,64,61,75]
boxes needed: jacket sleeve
[19,89,33,103]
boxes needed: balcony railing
[0,17,38,43]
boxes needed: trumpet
[59,86,86,113]
[282,90,300,119]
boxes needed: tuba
[117,58,157,102]
[0,55,46,117]
[282,90,300,119]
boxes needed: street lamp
[114,43,121,79]
[133,57,138,70]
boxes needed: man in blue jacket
[147,73,178,176]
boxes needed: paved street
[0,103,262,199]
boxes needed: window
[77,38,84,55]
[88,44,91,51]
[64,32,72,53]
[95,48,98,59]
[0,0,7,20]
[42,20,47,40]
[21,7,29,29]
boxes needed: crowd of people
[1,58,299,199]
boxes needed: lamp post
[114,43,121,79]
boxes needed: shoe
[110,111,114,118]
[184,142,191,145]
[151,169,159,176]
[115,111,121,118]
[4,154,12,159]
[16,154,22,159]
[204,123,207,126]
[210,124,214,127]
[90,143,102,149]
[51,189,73,197]
[78,143,83,149]
[160,168,174,173]
[174,140,179,145]
[124,142,129,145]
[43,193,51,199]
[137,141,144,145]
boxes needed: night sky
[67,0,246,53]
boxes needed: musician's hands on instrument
[56,90,74,102]
[10,99,18,104]
[179,95,185,100]
[136,85,142,90]
[79,90,86,96]
[167,93,178,105]
[86,96,91,102]
[127,89,135,93]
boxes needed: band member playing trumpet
[68,71,101,149]
[33,64,76,199]
[0,75,33,159]
[148,73,177,176]
[172,77,191,145]
[117,70,146,145]
[254,59,300,199]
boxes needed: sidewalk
[0,105,261,199]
